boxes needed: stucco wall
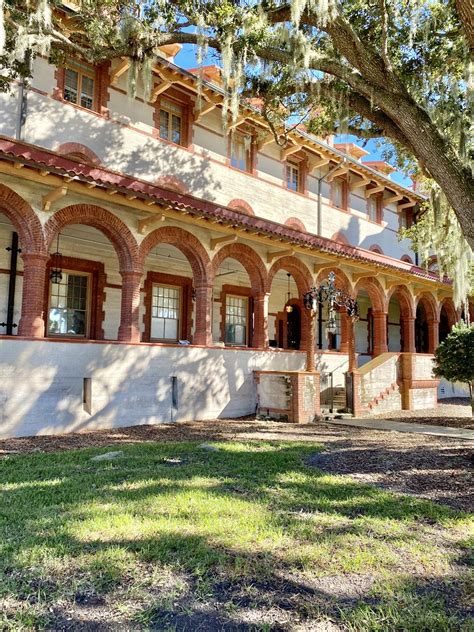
[0,339,307,438]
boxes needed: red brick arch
[440,297,458,327]
[44,204,139,272]
[0,184,45,253]
[210,243,267,294]
[266,256,313,296]
[416,292,439,322]
[386,285,415,319]
[56,143,101,165]
[354,277,386,312]
[138,226,210,285]
[227,199,254,216]
[284,218,307,232]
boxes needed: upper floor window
[367,194,382,223]
[332,178,348,210]
[400,209,413,230]
[159,98,183,145]
[63,62,95,110]
[286,162,301,192]
[231,134,251,172]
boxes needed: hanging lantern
[50,233,63,284]
[285,273,293,313]
[326,307,337,335]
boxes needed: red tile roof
[0,136,447,285]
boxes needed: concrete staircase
[356,353,403,416]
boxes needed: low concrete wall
[0,338,307,438]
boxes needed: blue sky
[174,44,412,188]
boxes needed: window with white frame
[151,285,180,341]
[63,62,95,110]
[225,295,248,345]
[159,98,183,145]
[48,272,89,337]
[286,162,300,192]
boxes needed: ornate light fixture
[285,273,293,313]
[303,271,359,373]
[50,233,63,284]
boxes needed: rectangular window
[231,134,250,171]
[286,163,300,192]
[159,98,183,145]
[48,272,89,337]
[367,195,380,222]
[225,295,248,346]
[332,179,347,210]
[151,285,180,341]
[63,62,95,110]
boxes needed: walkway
[330,417,474,440]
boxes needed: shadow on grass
[0,441,471,631]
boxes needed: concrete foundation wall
[0,339,307,438]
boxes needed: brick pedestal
[402,316,416,352]
[118,270,142,342]
[18,252,49,337]
[255,370,321,423]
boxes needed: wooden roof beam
[384,193,403,206]
[281,144,301,160]
[366,184,385,197]
[398,200,417,211]
[257,133,276,150]
[195,102,217,122]
[326,163,349,182]
[308,157,330,172]
[227,116,247,130]
[150,80,172,102]
[350,175,372,191]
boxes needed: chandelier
[303,271,359,333]
[285,273,293,313]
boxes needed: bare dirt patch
[372,398,474,429]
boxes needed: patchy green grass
[0,441,472,631]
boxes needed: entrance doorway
[287,305,301,350]
[415,303,429,353]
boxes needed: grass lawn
[0,440,472,631]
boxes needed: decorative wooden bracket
[308,157,330,172]
[110,58,130,85]
[350,176,371,191]
[256,133,276,150]
[384,193,403,206]
[352,271,376,282]
[13,161,24,169]
[137,214,166,235]
[210,234,238,251]
[366,184,385,197]
[398,200,416,211]
[267,249,294,264]
[227,116,246,130]
[42,185,68,212]
[150,81,172,102]
[195,102,217,122]
[280,144,301,160]
[326,163,349,182]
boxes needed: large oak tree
[2,0,473,250]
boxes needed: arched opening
[139,226,211,345]
[439,305,451,344]
[415,302,429,353]
[267,257,313,352]
[354,277,386,362]
[354,289,374,363]
[386,287,415,352]
[387,295,401,351]
[210,244,266,348]
[45,205,139,341]
[0,212,23,335]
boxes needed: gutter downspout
[316,159,348,236]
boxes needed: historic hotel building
[0,43,467,437]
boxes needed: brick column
[402,316,416,352]
[305,310,316,372]
[372,310,388,356]
[252,292,269,349]
[118,270,143,343]
[427,319,439,354]
[18,252,49,338]
[193,283,213,346]
[347,317,357,372]
[339,311,350,353]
